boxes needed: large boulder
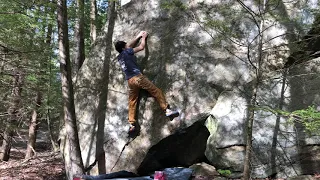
[65,0,320,178]
[73,0,226,174]
[207,59,320,178]
[206,91,246,174]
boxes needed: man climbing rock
[115,31,179,135]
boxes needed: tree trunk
[242,0,266,179]
[47,56,59,152]
[74,0,85,73]
[90,0,97,43]
[95,0,117,173]
[25,4,55,159]
[57,0,84,178]
[243,80,258,179]
[45,4,59,152]
[25,91,41,159]
[270,1,300,175]
[0,130,13,161]
[0,70,24,161]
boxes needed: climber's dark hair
[115,41,126,53]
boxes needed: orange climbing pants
[127,74,168,125]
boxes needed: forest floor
[0,123,65,180]
[0,148,65,180]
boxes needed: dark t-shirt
[117,48,141,80]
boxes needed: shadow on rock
[137,115,210,175]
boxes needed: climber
[115,31,179,135]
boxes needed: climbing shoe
[165,108,179,120]
[128,123,140,138]
[128,124,136,133]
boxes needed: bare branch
[250,22,278,45]
[236,0,261,30]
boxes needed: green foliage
[217,169,232,176]
[0,0,62,136]
[26,74,39,83]
[69,0,108,55]
[257,106,320,135]
[289,106,320,134]
[160,0,187,11]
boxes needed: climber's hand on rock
[142,32,148,38]
[137,31,146,38]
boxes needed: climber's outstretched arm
[127,31,145,48]
[133,34,147,53]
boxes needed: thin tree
[46,18,59,152]
[96,0,117,173]
[25,91,41,159]
[240,0,266,178]
[25,3,55,158]
[57,0,84,178]
[74,0,85,73]
[0,67,24,161]
[90,0,97,43]
[269,0,302,175]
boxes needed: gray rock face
[73,0,224,175]
[66,0,320,178]
[207,59,320,178]
[287,175,315,180]
[189,162,220,179]
[206,92,246,173]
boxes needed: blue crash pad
[81,167,193,180]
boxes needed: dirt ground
[0,148,65,180]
